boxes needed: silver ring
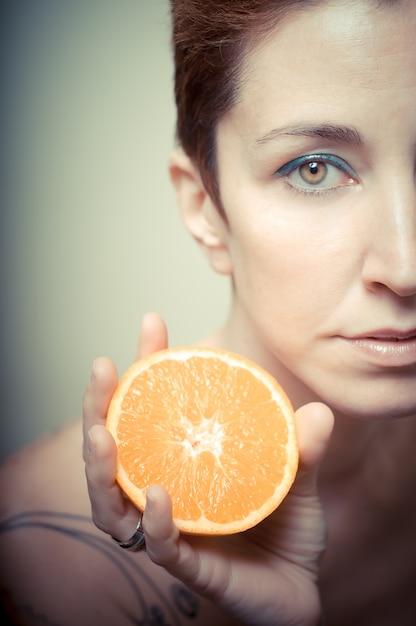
[111,518,146,552]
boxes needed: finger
[143,487,235,602]
[143,485,200,586]
[142,485,180,565]
[136,312,168,360]
[82,357,118,460]
[292,402,334,496]
[85,424,140,540]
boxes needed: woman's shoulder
[0,419,87,517]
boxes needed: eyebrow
[255,123,363,146]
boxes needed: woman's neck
[318,411,377,489]
[318,410,416,507]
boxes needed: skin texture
[1,1,416,625]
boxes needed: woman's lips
[341,329,416,367]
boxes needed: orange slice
[106,346,298,535]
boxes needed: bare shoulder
[0,422,233,626]
[0,420,88,518]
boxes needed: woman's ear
[169,150,232,275]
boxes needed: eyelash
[275,153,357,197]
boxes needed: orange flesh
[108,349,298,535]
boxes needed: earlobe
[169,150,232,275]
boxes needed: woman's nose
[361,176,416,298]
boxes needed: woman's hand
[83,312,169,541]
[142,402,332,626]
[83,314,333,626]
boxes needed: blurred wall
[1,0,230,460]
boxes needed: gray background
[1,0,229,460]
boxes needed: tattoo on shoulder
[0,511,200,625]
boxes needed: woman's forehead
[233,0,415,118]
[216,0,415,155]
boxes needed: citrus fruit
[106,346,298,535]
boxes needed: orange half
[106,346,298,535]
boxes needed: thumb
[292,402,334,496]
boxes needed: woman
[2,0,416,624]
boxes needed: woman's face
[215,0,416,418]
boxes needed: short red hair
[171,0,327,210]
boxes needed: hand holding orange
[106,347,298,535]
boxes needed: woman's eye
[275,154,357,194]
